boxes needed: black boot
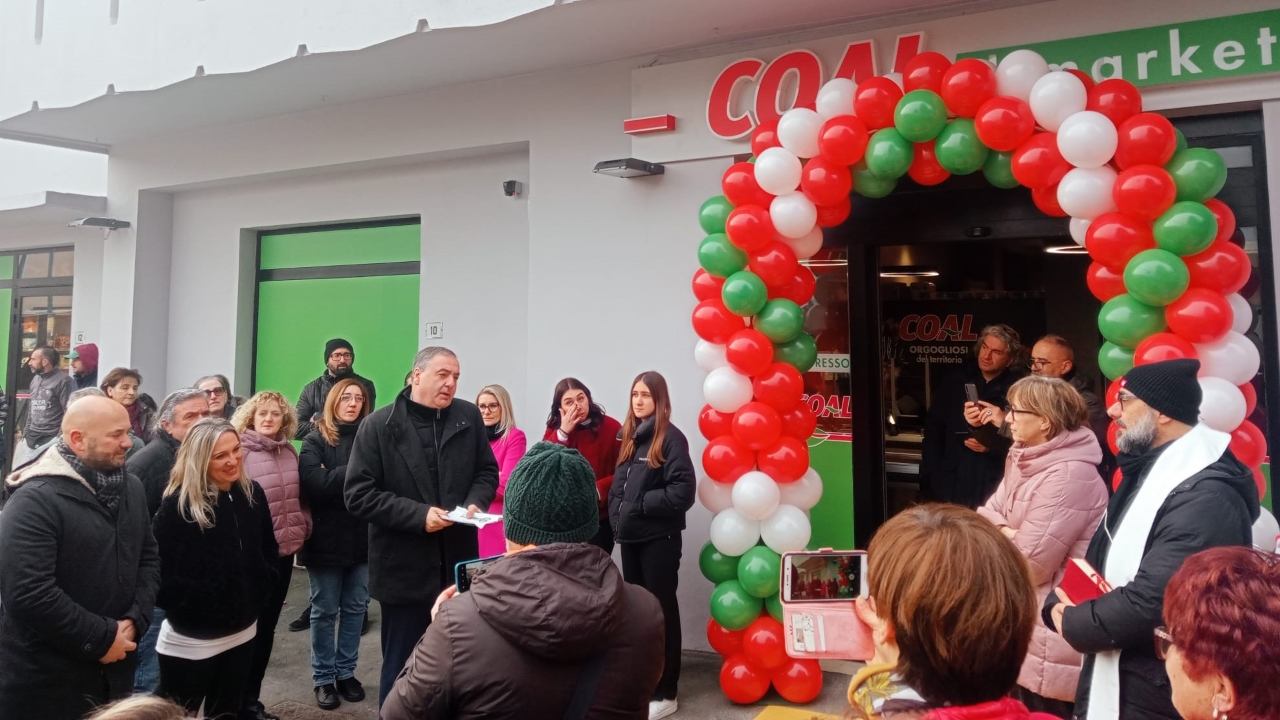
[336,676,366,702]
[288,604,312,632]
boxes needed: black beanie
[1120,358,1202,425]
[503,442,599,546]
[324,338,354,362]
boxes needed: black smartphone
[964,383,980,404]
[454,554,504,592]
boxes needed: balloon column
[694,48,1270,705]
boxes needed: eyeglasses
[1005,406,1040,421]
[1116,391,1137,410]
[1154,626,1174,659]
[338,394,364,404]
[203,387,227,397]
[1028,357,1055,369]
[478,403,501,412]
[329,352,354,360]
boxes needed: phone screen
[784,552,866,602]
[454,555,503,592]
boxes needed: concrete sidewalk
[257,569,857,719]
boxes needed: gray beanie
[503,442,599,546]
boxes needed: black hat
[503,442,599,546]
[1120,358,1202,425]
[324,338,354,362]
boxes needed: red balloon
[1066,68,1096,91]
[1165,288,1233,345]
[1114,113,1178,170]
[1011,133,1070,188]
[749,242,801,291]
[854,76,904,130]
[708,619,746,657]
[819,116,870,166]
[815,197,851,227]
[800,157,853,207]
[1252,467,1268,501]
[732,401,784,451]
[1204,199,1238,244]
[753,363,804,411]
[1032,183,1067,217]
[1112,165,1176,222]
[1184,241,1250,295]
[725,205,776,253]
[1111,467,1123,493]
[939,58,997,118]
[692,269,725,302]
[779,402,818,440]
[1087,262,1127,302]
[1240,381,1258,417]
[1229,421,1267,468]
[722,162,774,208]
[1107,422,1120,455]
[772,267,816,305]
[699,405,734,442]
[771,658,824,704]
[702,436,755,483]
[975,97,1036,152]
[1087,79,1142,127]
[1106,378,1122,408]
[903,51,951,94]
[692,299,745,344]
[1086,212,1157,271]
[1134,332,1199,366]
[725,329,775,376]
[908,142,951,186]
[751,121,781,158]
[758,436,809,483]
[719,655,771,704]
[742,617,788,670]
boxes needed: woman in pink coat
[233,390,311,720]
[477,384,527,556]
[976,375,1108,719]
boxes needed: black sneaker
[315,683,341,711]
[288,604,312,632]
[336,676,366,703]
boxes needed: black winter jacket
[920,361,1020,508]
[608,420,696,544]
[0,450,160,720]
[296,372,377,439]
[153,482,279,639]
[299,423,368,568]
[1046,441,1260,720]
[127,429,181,517]
[344,390,498,605]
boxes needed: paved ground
[258,569,858,719]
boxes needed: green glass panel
[259,224,421,270]
[808,438,855,550]
[0,256,14,280]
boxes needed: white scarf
[1088,422,1230,719]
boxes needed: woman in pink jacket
[476,384,527,556]
[233,390,311,720]
[976,375,1108,719]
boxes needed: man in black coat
[296,338,377,439]
[1045,359,1259,720]
[127,388,210,516]
[0,396,161,720]
[344,346,498,706]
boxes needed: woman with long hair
[101,367,154,443]
[543,377,622,553]
[476,384,527,557]
[231,392,310,720]
[298,379,372,710]
[152,419,278,718]
[608,371,696,720]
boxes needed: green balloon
[773,333,818,372]
[710,579,765,631]
[983,150,1019,189]
[1153,201,1218,257]
[699,541,741,584]
[1098,294,1167,349]
[1099,341,1136,381]
[935,119,990,176]
[699,196,734,235]
[755,299,805,344]
[737,546,783,599]
[1165,147,1227,203]
[852,161,897,198]
[722,270,769,317]
[765,592,784,623]
[864,128,914,180]
[1123,249,1190,307]
[698,233,747,278]
[1174,128,1189,152]
[894,90,948,143]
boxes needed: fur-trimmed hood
[5,445,94,495]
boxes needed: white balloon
[710,508,762,557]
[995,49,1050,102]
[1057,111,1118,169]
[1070,217,1092,247]
[816,78,858,121]
[1029,71,1088,132]
[754,146,802,196]
[1253,508,1279,553]
[1057,166,1118,220]
[770,192,818,239]
[695,340,728,373]
[883,72,904,90]
[777,107,824,160]
[1227,293,1253,335]
[760,504,812,554]
[1195,332,1261,386]
[698,477,735,514]
[781,226,823,260]
[778,467,824,511]
[732,471,782,521]
[703,367,754,413]
[1198,376,1248,432]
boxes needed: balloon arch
[691,49,1268,704]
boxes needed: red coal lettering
[754,50,823,126]
[707,58,764,139]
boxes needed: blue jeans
[133,606,164,693]
[309,564,369,686]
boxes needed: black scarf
[57,441,127,516]
[486,423,506,443]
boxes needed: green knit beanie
[503,441,600,546]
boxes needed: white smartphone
[782,550,869,602]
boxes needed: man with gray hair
[345,346,498,706]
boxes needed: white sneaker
[649,698,678,719]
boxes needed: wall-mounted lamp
[593,158,664,178]
[68,217,131,230]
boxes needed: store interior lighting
[879,265,940,278]
[592,158,665,178]
[1044,245,1089,255]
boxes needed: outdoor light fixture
[593,158,665,178]
[880,265,940,278]
[68,217,131,230]
[1044,245,1089,255]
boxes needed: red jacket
[543,416,622,518]
[926,699,1060,720]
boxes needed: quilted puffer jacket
[240,429,311,557]
[977,426,1108,702]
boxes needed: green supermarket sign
[960,10,1279,86]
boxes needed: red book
[1061,559,1113,604]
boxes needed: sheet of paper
[445,506,502,528]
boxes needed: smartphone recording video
[783,551,867,602]
[454,555,503,593]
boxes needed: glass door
[8,290,72,459]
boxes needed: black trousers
[1012,684,1075,719]
[243,554,294,708]
[588,517,614,555]
[378,602,433,707]
[159,639,256,719]
[620,532,683,700]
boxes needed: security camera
[502,180,522,198]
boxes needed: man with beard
[0,396,160,719]
[1044,359,1259,720]
[15,346,74,467]
[295,339,377,439]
